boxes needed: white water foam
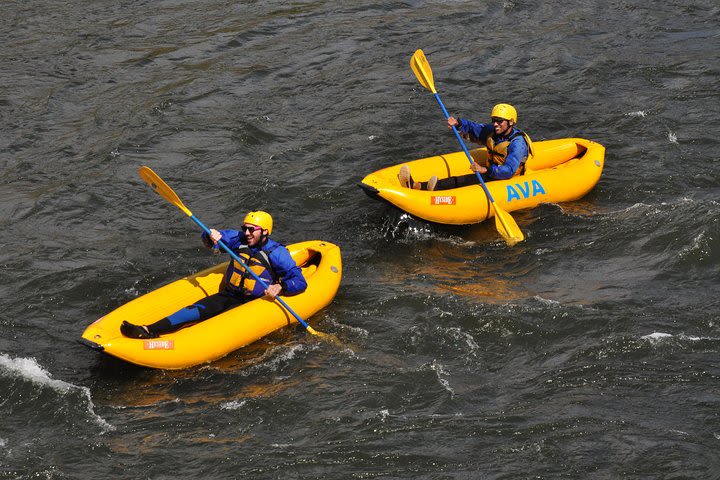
[0,353,114,432]
[262,344,306,369]
[641,332,705,343]
[327,315,369,339]
[532,295,561,306]
[123,279,142,297]
[220,399,247,411]
[238,343,315,377]
[445,327,479,357]
[429,360,454,398]
[642,332,673,341]
[679,231,710,260]
[387,214,474,247]
[614,202,661,217]
[378,408,390,422]
[627,110,647,117]
[0,354,72,393]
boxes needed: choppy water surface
[2,1,719,478]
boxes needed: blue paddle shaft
[432,92,496,204]
[188,215,312,330]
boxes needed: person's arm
[201,229,243,251]
[455,118,493,145]
[449,118,493,174]
[269,247,307,296]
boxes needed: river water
[2,1,719,478]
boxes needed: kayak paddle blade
[410,49,436,94]
[138,166,193,217]
[493,204,524,246]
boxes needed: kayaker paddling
[120,211,307,339]
[398,103,533,191]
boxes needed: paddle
[138,165,327,337]
[410,49,524,246]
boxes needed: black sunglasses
[491,117,507,124]
[241,224,262,233]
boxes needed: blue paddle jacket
[455,119,530,180]
[201,230,307,298]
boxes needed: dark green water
[1,1,719,478]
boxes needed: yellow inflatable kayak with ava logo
[80,240,342,369]
[359,138,604,225]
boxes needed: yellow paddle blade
[492,202,524,246]
[138,166,193,217]
[410,49,436,93]
[306,326,344,345]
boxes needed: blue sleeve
[269,246,307,295]
[200,229,244,251]
[456,119,494,145]
[488,137,528,180]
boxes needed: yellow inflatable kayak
[359,138,605,225]
[80,240,342,369]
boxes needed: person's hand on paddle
[208,228,222,245]
[264,283,282,299]
[202,228,223,249]
[448,116,487,174]
[448,116,472,142]
[470,161,488,175]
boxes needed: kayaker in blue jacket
[120,211,307,339]
[398,103,533,190]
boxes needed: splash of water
[0,353,114,432]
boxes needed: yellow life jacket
[224,245,277,298]
[485,129,534,177]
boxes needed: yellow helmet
[491,103,517,123]
[243,211,273,235]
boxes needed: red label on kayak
[431,195,456,205]
[143,340,174,350]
